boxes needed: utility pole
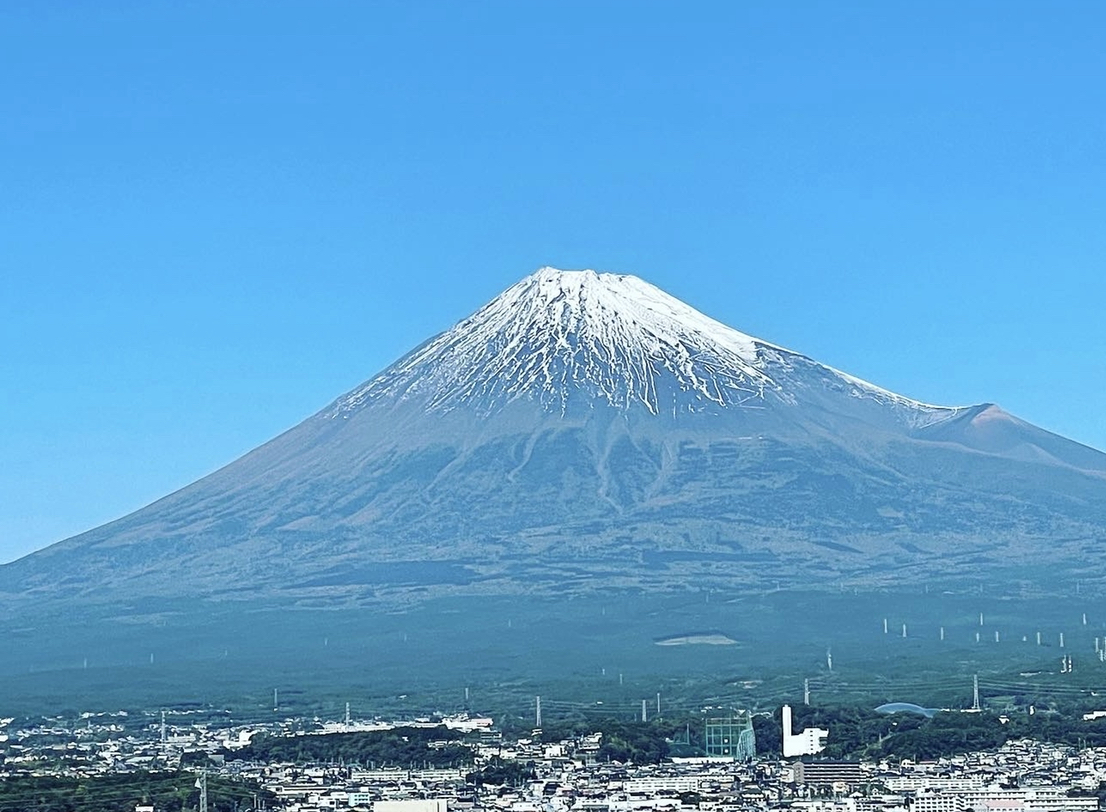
[656,692,661,716]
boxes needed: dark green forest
[228,726,474,767]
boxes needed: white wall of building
[781,705,829,758]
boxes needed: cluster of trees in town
[783,704,1106,761]
[0,771,272,812]
[228,725,475,767]
[529,702,1106,766]
[466,755,535,787]
[539,717,686,764]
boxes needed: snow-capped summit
[331,267,962,425]
[4,263,1106,616]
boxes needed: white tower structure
[197,770,208,812]
[781,704,828,758]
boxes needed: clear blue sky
[3,2,1105,563]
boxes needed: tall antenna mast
[972,675,980,711]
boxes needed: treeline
[227,706,1106,769]
[531,704,1106,765]
[539,718,688,764]
[0,771,273,812]
[787,705,1106,761]
[228,726,475,767]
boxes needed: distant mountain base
[0,585,1101,717]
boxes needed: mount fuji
[3,268,1105,608]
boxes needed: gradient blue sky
[3,2,1105,563]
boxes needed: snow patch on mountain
[330,267,966,425]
